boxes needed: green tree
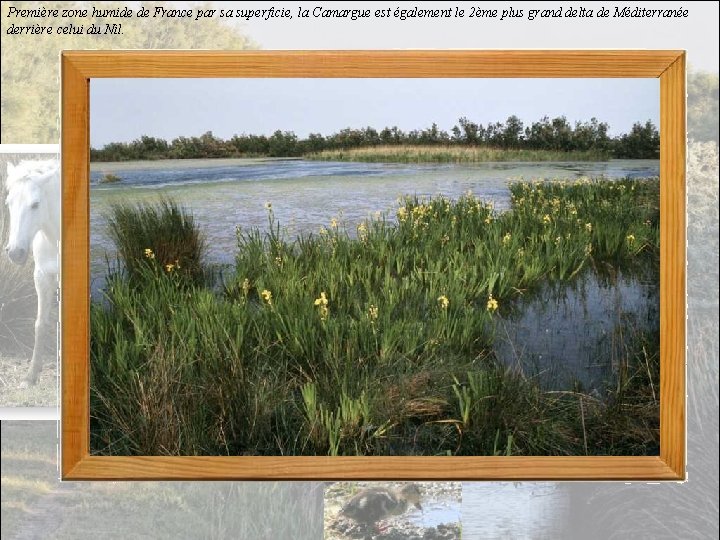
[614,121,660,159]
[502,115,524,148]
[573,118,611,152]
[267,130,298,157]
[456,117,480,145]
[525,116,554,150]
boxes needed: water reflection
[493,268,659,392]
[406,499,462,529]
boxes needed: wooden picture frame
[62,50,686,481]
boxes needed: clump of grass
[105,199,206,285]
[98,173,122,184]
[91,178,659,457]
[308,145,610,163]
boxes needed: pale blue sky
[91,78,659,147]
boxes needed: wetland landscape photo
[88,77,661,458]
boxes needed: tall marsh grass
[308,145,610,163]
[90,178,659,456]
[105,199,206,285]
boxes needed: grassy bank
[90,178,659,457]
[308,145,611,163]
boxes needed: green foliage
[91,179,660,456]
[105,199,206,285]
[89,115,659,162]
[303,389,379,456]
[612,121,660,159]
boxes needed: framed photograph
[0,145,60,408]
[61,50,685,480]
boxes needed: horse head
[4,160,60,266]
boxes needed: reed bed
[307,145,610,163]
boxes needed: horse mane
[5,159,59,191]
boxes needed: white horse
[3,160,60,387]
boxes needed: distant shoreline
[90,156,302,171]
[90,117,661,162]
[89,154,660,171]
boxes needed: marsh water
[462,482,568,539]
[494,266,659,391]
[90,158,659,393]
[404,499,462,529]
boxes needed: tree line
[90,115,660,161]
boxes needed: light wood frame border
[61,50,686,481]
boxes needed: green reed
[308,145,610,163]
